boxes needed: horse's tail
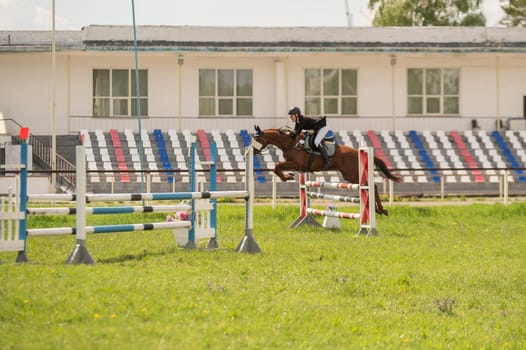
[374,156,402,183]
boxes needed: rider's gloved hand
[295,139,305,149]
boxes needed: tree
[500,0,526,26]
[368,0,486,26]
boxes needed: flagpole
[131,0,145,193]
[51,0,57,193]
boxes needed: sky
[0,0,506,30]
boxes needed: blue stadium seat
[409,130,440,183]
[154,129,174,183]
[491,130,525,182]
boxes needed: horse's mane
[257,126,297,151]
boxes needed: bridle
[251,125,267,153]
[250,138,265,153]
[251,125,298,154]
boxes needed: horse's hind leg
[340,167,387,215]
[374,185,389,216]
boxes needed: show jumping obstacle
[252,126,401,216]
[0,128,260,264]
[0,127,29,263]
[290,147,377,235]
[0,186,26,262]
[188,141,218,249]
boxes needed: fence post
[358,147,377,236]
[389,179,394,206]
[236,144,261,253]
[15,129,29,263]
[66,144,95,265]
[440,174,445,199]
[503,170,509,205]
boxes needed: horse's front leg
[274,161,299,181]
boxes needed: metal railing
[27,136,76,192]
[2,117,76,191]
[72,166,526,198]
[383,168,526,205]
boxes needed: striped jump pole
[306,192,361,204]
[27,191,249,203]
[306,208,361,220]
[28,221,191,237]
[27,204,192,216]
[304,181,360,190]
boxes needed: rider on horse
[286,106,331,169]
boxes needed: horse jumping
[251,126,402,216]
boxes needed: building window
[92,69,148,117]
[407,68,459,115]
[199,69,253,116]
[304,68,357,116]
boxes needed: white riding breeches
[314,125,329,147]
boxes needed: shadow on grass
[96,246,233,264]
[96,247,177,264]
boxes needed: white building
[1,25,525,135]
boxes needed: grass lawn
[1,202,526,349]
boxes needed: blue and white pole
[16,128,29,263]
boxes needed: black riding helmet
[288,106,301,115]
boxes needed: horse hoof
[376,208,389,216]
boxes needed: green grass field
[1,202,526,349]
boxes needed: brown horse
[251,126,402,216]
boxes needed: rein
[261,129,313,172]
[276,127,298,153]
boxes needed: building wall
[0,53,68,134]
[1,50,525,135]
[499,56,526,118]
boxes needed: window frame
[304,68,358,116]
[92,68,148,117]
[407,68,460,116]
[199,68,253,116]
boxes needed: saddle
[301,133,336,157]
[278,126,336,157]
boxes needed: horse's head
[251,125,296,154]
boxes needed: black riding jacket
[292,115,327,135]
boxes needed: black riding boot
[319,142,331,170]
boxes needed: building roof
[0,30,82,52]
[1,25,525,53]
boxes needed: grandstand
[3,128,524,197]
